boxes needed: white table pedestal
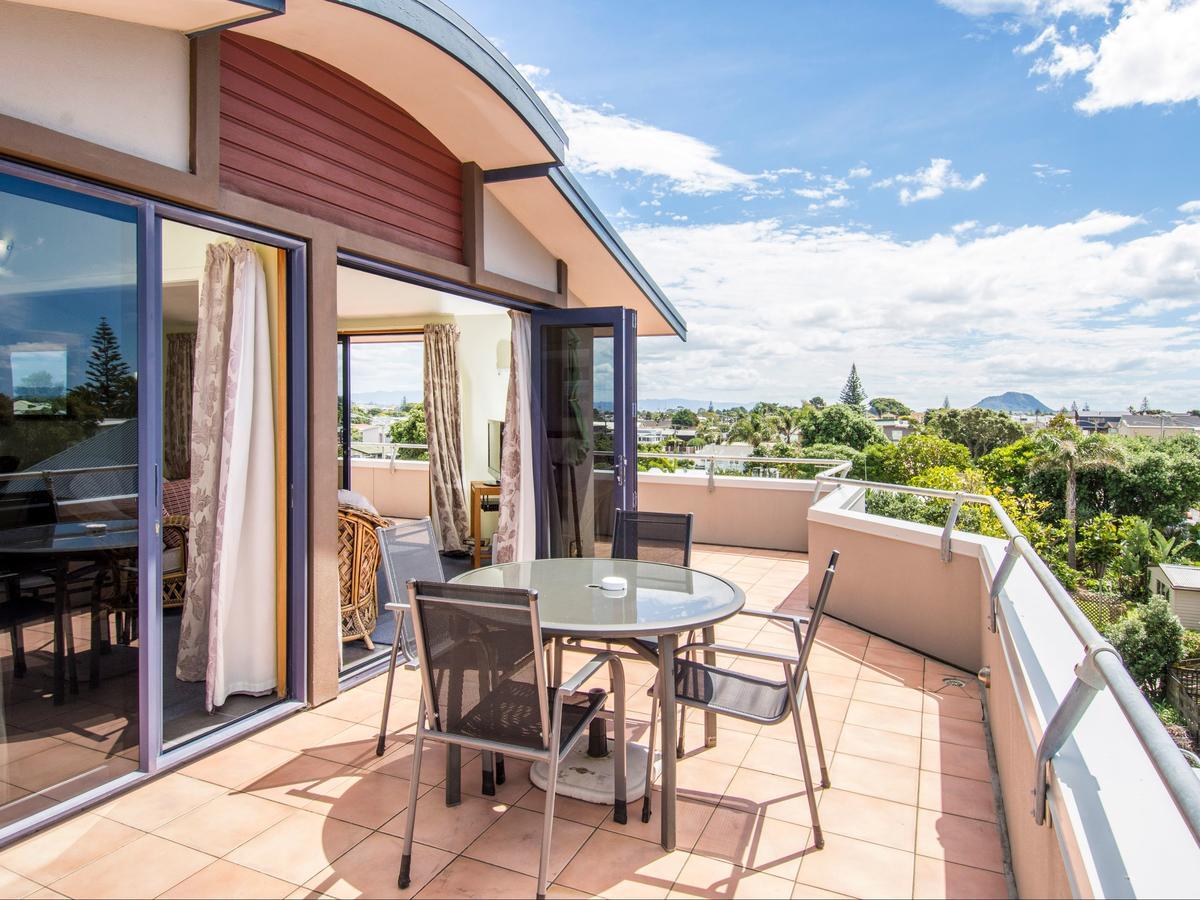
[530,741,659,804]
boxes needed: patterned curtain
[423,323,470,552]
[493,311,535,563]
[163,333,195,482]
[177,242,278,711]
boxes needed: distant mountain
[973,392,1053,414]
[352,389,422,407]
[638,398,748,412]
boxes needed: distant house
[1074,410,1126,434]
[1117,414,1200,439]
[1150,564,1200,630]
[876,418,917,443]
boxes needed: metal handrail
[639,452,851,492]
[0,464,137,483]
[814,471,1200,845]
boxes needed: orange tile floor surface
[0,546,1009,899]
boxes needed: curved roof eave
[331,0,567,163]
[549,167,688,341]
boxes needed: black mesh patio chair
[612,509,694,567]
[374,518,443,757]
[640,550,839,845]
[397,579,627,900]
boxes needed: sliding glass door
[531,307,637,558]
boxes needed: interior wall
[455,314,510,485]
[0,2,190,171]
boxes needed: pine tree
[839,364,867,408]
[942,395,951,409]
[1140,396,1150,414]
[78,317,136,417]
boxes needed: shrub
[1104,596,1184,697]
[1182,629,1200,661]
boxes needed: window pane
[0,173,141,826]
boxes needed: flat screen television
[487,419,504,482]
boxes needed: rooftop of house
[1158,563,1200,590]
[1120,414,1200,428]
[0,545,1006,899]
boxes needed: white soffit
[8,0,276,32]
[336,265,503,322]
[487,178,676,337]
[238,0,554,170]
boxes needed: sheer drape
[493,311,535,563]
[163,333,195,482]
[422,323,470,553]
[177,242,278,710]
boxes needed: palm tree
[729,411,779,448]
[776,407,807,444]
[1030,423,1125,569]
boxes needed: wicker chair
[162,514,189,609]
[337,503,392,648]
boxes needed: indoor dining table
[451,556,746,851]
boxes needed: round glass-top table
[451,557,745,851]
[450,557,745,639]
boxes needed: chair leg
[642,679,659,823]
[445,745,461,806]
[537,747,561,900]
[495,753,506,785]
[787,677,823,848]
[676,700,687,759]
[805,677,831,788]
[376,629,404,756]
[398,705,427,889]
[10,624,26,678]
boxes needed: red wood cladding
[219,33,463,261]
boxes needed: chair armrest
[738,607,810,626]
[383,601,410,612]
[676,641,799,666]
[557,651,620,697]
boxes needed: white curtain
[177,241,277,711]
[493,311,536,563]
[423,323,471,552]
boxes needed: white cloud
[1076,0,1200,112]
[874,158,987,204]
[1017,24,1098,80]
[848,166,873,179]
[625,211,1200,408]
[1032,162,1072,179]
[939,0,1111,16]
[952,220,980,233]
[1179,200,1200,213]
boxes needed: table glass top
[0,520,138,554]
[451,557,745,637]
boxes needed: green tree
[861,433,971,485]
[869,397,911,418]
[1030,419,1125,569]
[388,406,428,460]
[1104,597,1183,697]
[924,407,1023,458]
[1114,517,1156,603]
[809,396,826,409]
[978,437,1039,492]
[839,364,867,408]
[74,317,136,418]
[671,408,699,428]
[1077,512,1122,579]
[801,404,884,451]
[729,411,779,448]
[775,406,807,444]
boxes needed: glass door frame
[0,156,310,845]
[530,306,638,559]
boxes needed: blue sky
[456,0,1200,411]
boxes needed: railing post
[940,493,966,562]
[988,539,1022,632]
[1032,643,1114,825]
[706,458,715,493]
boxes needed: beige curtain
[163,333,195,482]
[423,323,470,552]
[493,311,535,563]
[177,242,278,710]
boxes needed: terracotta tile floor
[0,546,1010,899]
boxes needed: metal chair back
[612,509,694,567]
[407,579,551,752]
[377,518,444,662]
[796,549,839,675]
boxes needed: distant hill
[352,390,422,407]
[973,392,1053,414]
[638,398,748,412]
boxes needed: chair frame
[397,579,628,900]
[374,519,439,757]
[642,550,840,844]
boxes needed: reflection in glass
[0,173,140,827]
[541,326,615,558]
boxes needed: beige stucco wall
[636,475,813,551]
[348,460,430,520]
[980,577,1075,900]
[807,515,984,672]
[483,187,560,292]
[457,313,511,484]
[0,2,191,170]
